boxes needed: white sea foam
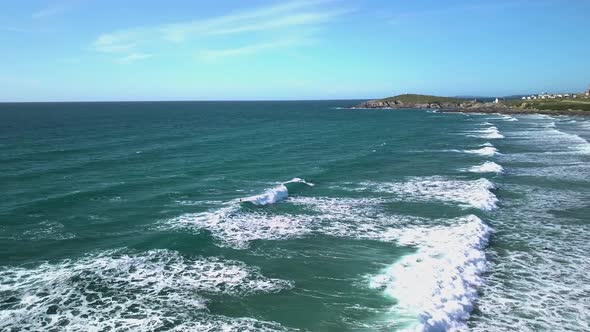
[171,208,316,249]
[168,195,427,249]
[162,195,495,330]
[167,317,295,331]
[245,184,290,205]
[507,125,590,155]
[480,126,505,139]
[463,146,499,157]
[0,249,292,331]
[289,196,387,220]
[357,177,498,211]
[243,178,313,205]
[473,183,590,331]
[501,115,518,122]
[370,215,492,332]
[468,161,504,174]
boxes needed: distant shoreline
[352,94,590,116]
[439,107,590,117]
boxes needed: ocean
[0,101,588,331]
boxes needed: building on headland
[522,91,580,100]
[494,98,499,104]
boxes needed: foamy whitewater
[370,215,492,332]
[468,161,504,174]
[463,146,500,157]
[470,126,505,139]
[2,102,588,331]
[0,250,292,331]
[353,177,498,211]
[243,178,314,205]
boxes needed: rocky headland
[354,94,590,116]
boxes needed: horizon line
[0,98,370,104]
[0,95,521,104]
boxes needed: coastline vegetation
[370,93,590,113]
[381,94,466,104]
[506,97,590,112]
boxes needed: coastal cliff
[355,99,461,110]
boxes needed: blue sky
[1,0,589,101]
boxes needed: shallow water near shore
[1,101,589,331]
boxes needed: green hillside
[506,97,590,112]
[380,94,466,104]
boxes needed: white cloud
[117,53,155,64]
[198,39,310,61]
[159,0,350,42]
[32,4,68,19]
[91,0,352,62]
[93,31,139,53]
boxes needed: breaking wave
[470,126,505,139]
[464,146,499,157]
[468,161,504,174]
[370,215,492,332]
[243,178,314,206]
[501,115,518,122]
[356,177,499,211]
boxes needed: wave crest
[464,146,499,157]
[468,161,504,174]
[243,178,314,206]
[370,215,492,331]
[470,126,505,139]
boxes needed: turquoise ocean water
[1,101,589,331]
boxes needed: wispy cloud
[160,0,350,42]
[1,27,30,33]
[93,30,140,53]
[32,3,69,19]
[116,53,155,64]
[91,0,352,63]
[198,39,311,61]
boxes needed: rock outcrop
[354,99,463,109]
